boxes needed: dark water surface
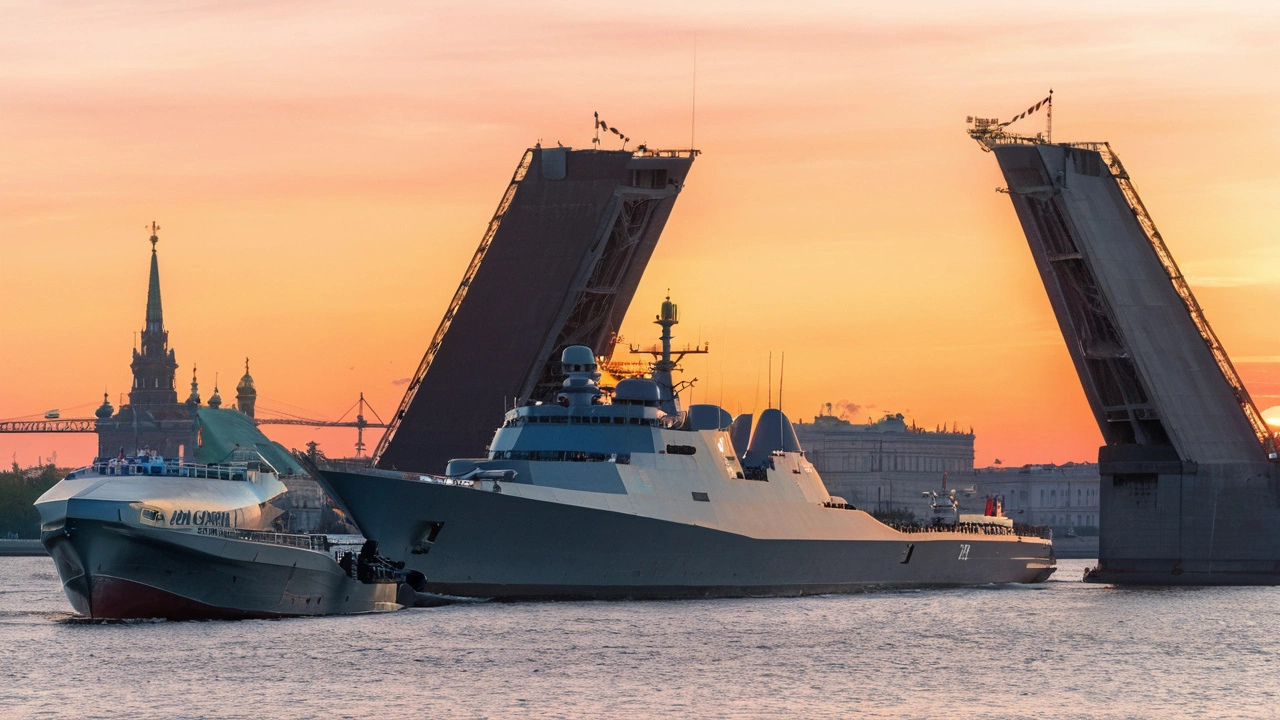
[2,557,1277,719]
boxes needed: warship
[313,299,1056,599]
[35,450,418,619]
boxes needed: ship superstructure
[970,111,1280,584]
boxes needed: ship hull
[42,518,400,620]
[318,469,1055,600]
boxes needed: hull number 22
[957,544,971,561]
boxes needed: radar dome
[560,345,596,372]
[683,404,732,431]
[614,378,661,405]
[660,296,678,322]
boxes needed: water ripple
[2,557,1277,719]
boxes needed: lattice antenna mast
[628,294,707,415]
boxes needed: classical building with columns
[794,412,975,517]
[794,410,1101,534]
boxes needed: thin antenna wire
[691,31,697,149]
[777,352,786,450]
[751,356,761,414]
[718,338,725,411]
[767,351,772,409]
[779,351,785,414]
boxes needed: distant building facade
[794,413,974,517]
[967,463,1101,532]
[795,411,1101,530]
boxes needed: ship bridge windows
[490,449,632,464]
[510,413,659,428]
[576,415,628,426]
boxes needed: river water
[2,557,1277,719]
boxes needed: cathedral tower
[128,223,179,406]
[96,223,197,460]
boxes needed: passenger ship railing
[195,527,330,551]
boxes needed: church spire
[208,373,222,409]
[129,222,179,407]
[145,221,163,334]
[186,364,202,406]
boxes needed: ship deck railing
[884,521,1052,540]
[80,457,274,482]
[195,527,330,551]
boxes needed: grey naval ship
[35,451,416,619]
[315,300,1056,599]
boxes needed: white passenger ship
[36,451,411,619]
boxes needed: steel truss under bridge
[525,191,669,402]
[0,419,98,433]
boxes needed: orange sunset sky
[3,1,1279,468]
